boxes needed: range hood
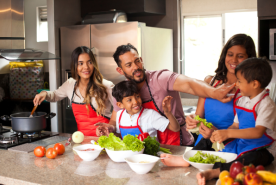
[0,0,59,61]
[0,49,59,61]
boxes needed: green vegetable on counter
[188,151,226,164]
[143,136,171,156]
[188,115,213,135]
[97,133,144,152]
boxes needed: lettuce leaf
[98,133,144,152]
[188,115,213,135]
[188,151,226,164]
[212,142,225,152]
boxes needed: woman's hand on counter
[185,114,199,130]
[95,123,115,136]
[33,91,47,106]
[199,122,217,139]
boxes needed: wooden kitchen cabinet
[80,0,166,17]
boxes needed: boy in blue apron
[111,80,180,139]
[160,58,276,184]
[195,58,276,184]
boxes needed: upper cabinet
[258,0,276,60]
[258,0,276,18]
[80,0,166,17]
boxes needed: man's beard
[123,68,146,84]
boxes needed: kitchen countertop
[0,133,275,185]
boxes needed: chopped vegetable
[189,151,226,164]
[138,133,150,141]
[143,135,171,156]
[212,142,225,152]
[188,115,213,135]
[98,133,144,152]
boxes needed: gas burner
[16,131,42,139]
[24,133,37,138]
[0,135,17,144]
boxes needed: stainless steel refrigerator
[60,21,173,133]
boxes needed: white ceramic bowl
[73,144,103,161]
[183,150,237,171]
[105,148,144,163]
[125,154,159,174]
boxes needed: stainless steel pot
[1,112,56,133]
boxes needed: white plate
[183,150,237,171]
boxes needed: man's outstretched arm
[173,75,235,103]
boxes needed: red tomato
[54,143,65,155]
[244,173,263,185]
[34,146,46,157]
[46,148,58,159]
[255,165,265,171]
[230,161,244,179]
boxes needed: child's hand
[162,96,173,114]
[160,153,190,167]
[95,123,115,136]
[210,130,229,144]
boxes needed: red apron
[142,80,180,146]
[71,85,110,136]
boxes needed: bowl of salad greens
[183,150,237,171]
[98,133,145,162]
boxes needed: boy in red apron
[111,81,180,139]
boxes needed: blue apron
[194,80,239,146]
[222,92,274,157]
[119,108,144,139]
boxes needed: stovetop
[0,131,59,149]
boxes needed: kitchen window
[183,11,258,81]
[36,6,48,42]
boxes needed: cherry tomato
[46,148,58,159]
[54,143,65,155]
[34,146,46,157]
